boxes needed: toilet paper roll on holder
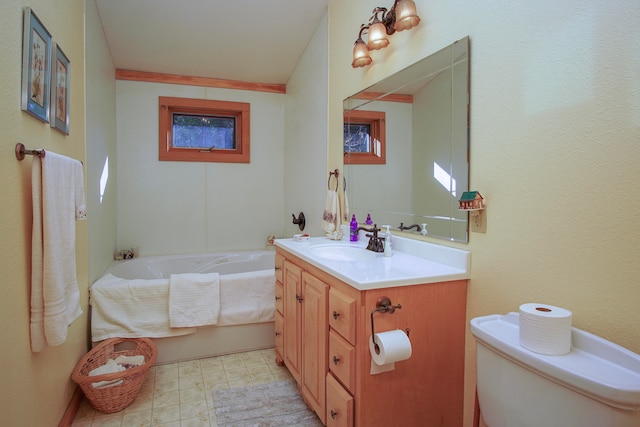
[370,296,410,354]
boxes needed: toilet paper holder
[370,296,410,354]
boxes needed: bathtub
[91,251,276,364]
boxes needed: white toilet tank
[470,312,640,427]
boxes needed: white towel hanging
[30,151,86,352]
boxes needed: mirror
[343,36,470,243]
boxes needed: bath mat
[212,380,323,426]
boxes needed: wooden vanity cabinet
[276,247,467,427]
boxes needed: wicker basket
[71,337,158,413]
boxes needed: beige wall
[0,1,88,425]
[284,12,330,237]
[85,0,117,283]
[328,1,640,426]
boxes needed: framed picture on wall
[50,43,70,135]
[21,7,52,123]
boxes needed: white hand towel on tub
[30,152,86,352]
[169,273,221,327]
[218,269,275,326]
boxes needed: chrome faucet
[356,224,385,252]
[399,222,421,232]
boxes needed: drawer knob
[331,409,338,419]
[275,331,281,336]
[332,310,340,320]
[275,296,281,301]
[332,355,341,365]
[296,294,304,303]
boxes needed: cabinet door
[301,271,328,425]
[283,260,302,384]
[326,373,354,427]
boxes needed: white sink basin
[309,244,376,261]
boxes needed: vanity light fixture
[351,0,421,68]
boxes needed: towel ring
[328,169,339,192]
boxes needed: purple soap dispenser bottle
[350,214,358,242]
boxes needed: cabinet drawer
[326,373,354,427]
[329,287,357,345]
[275,252,284,283]
[329,330,356,394]
[274,310,284,357]
[275,281,284,314]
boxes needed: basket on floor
[71,337,158,414]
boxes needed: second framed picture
[51,43,70,135]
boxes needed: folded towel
[217,269,276,326]
[30,152,86,352]
[90,274,196,341]
[169,273,221,328]
[114,354,145,368]
[89,359,125,388]
[321,189,341,233]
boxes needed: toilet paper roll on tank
[519,303,573,355]
[369,329,412,375]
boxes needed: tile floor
[72,347,294,427]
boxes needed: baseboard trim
[58,386,83,427]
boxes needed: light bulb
[394,0,421,32]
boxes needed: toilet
[470,312,640,427]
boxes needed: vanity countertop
[275,233,470,291]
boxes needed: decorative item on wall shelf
[50,42,70,135]
[459,191,486,233]
[351,0,421,68]
[459,191,485,213]
[21,7,52,123]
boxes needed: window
[159,97,250,162]
[343,110,386,164]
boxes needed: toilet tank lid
[470,312,640,411]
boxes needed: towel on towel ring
[321,189,341,233]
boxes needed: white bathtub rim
[100,250,275,281]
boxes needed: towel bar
[15,143,45,160]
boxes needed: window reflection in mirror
[343,36,470,243]
[343,110,386,165]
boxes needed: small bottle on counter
[383,225,392,257]
[350,214,358,242]
[365,213,373,225]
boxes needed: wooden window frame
[159,96,250,163]
[343,110,386,165]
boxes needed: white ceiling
[95,0,330,85]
